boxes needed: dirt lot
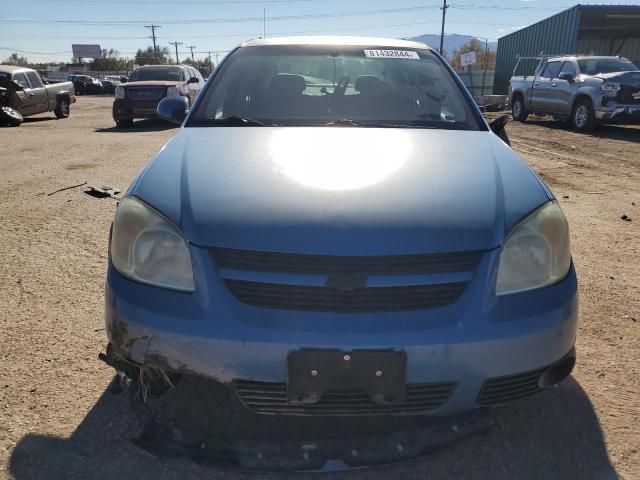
[1,96,638,480]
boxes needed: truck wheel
[0,106,23,127]
[571,99,596,132]
[116,118,134,128]
[55,98,70,119]
[511,96,528,122]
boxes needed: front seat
[257,74,307,117]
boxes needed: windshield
[577,58,638,75]
[129,67,184,82]
[189,45,482,130]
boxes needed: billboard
[72,44,102,59]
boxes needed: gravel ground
[1,97,638,479]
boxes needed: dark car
[67,75,103,95]
[100,78,120,95]
[112,65,204,127]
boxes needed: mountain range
[407,34,498,59]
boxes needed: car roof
[547,55,629,62]
[240,36,431,50]
[0,65,34,74]
[134,64,187,69]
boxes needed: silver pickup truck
[509,55,640,132]
[0,65,75,126]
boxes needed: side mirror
[157,95,189,125]
[489,115,511,146]
[558,72,574,83]
[10,79,25,91]
[120,77,128,83]
[187,76,199,84]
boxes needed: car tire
[511,95,528,122]
[0,106,23,127]
[570,98,597,132]
[116,118,134,128]
[54,98,70,119]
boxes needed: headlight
[496,201,571,296]
[600,82,621,95]
[110,196,195,292]
[115,86,126,99]
[166,86,180,97]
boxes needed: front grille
[127,87,164,101]
[233,380,456,415]
[477,367,546,406]
[213,247,480,275]
[617,85,640,105]
[224,279,466,312]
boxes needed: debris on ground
[621,215,632,222]
[85,185,121,199]
[46,181,87,196]
[563,195,570,199]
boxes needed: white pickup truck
[508,55,640,132]
[0,65,76,126]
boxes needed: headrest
[355,75,391,94]
[267,74,306,95]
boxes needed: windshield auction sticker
[364,50,420,59]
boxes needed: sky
[1,0,638,64]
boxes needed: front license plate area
[287,350,406,405]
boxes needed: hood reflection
[269,128,411,191]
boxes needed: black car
[67,75,103,95]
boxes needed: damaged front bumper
[596,104,640,123]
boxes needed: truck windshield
[189,45,482,130]
[129,67,184,82]
[577,58,638,75]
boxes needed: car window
[559,62,577,78]
[189,45,482,130]
[12,72,30,88]
[26,72,44,89]
[577,58,638,75]
[129,67,184,82]
[540,61,562,79]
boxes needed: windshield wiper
[213,116,267,126]
[323,119,394,127]
[192,115,272,127]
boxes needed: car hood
[594,71,640,86]
[123,80,182,87]
[131,127,551,255]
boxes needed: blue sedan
[103,37,577,430]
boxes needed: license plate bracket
[287,350,407,405]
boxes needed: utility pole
[439,0,448,56]
[188,45,196,64]
[144,25,161,63]
[169,41,183,64]
[263,8,266,38]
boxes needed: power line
[2,5,444,25]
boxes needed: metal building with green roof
[494,4,640,95]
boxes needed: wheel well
[511,91,524,103]
[572,94,593,110]
[56,93,70,105]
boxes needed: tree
[90,48,133,71]
[3,53,29,66]
[451,39,495,70]
[135,46,170,66]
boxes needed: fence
[454,68,496,97]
